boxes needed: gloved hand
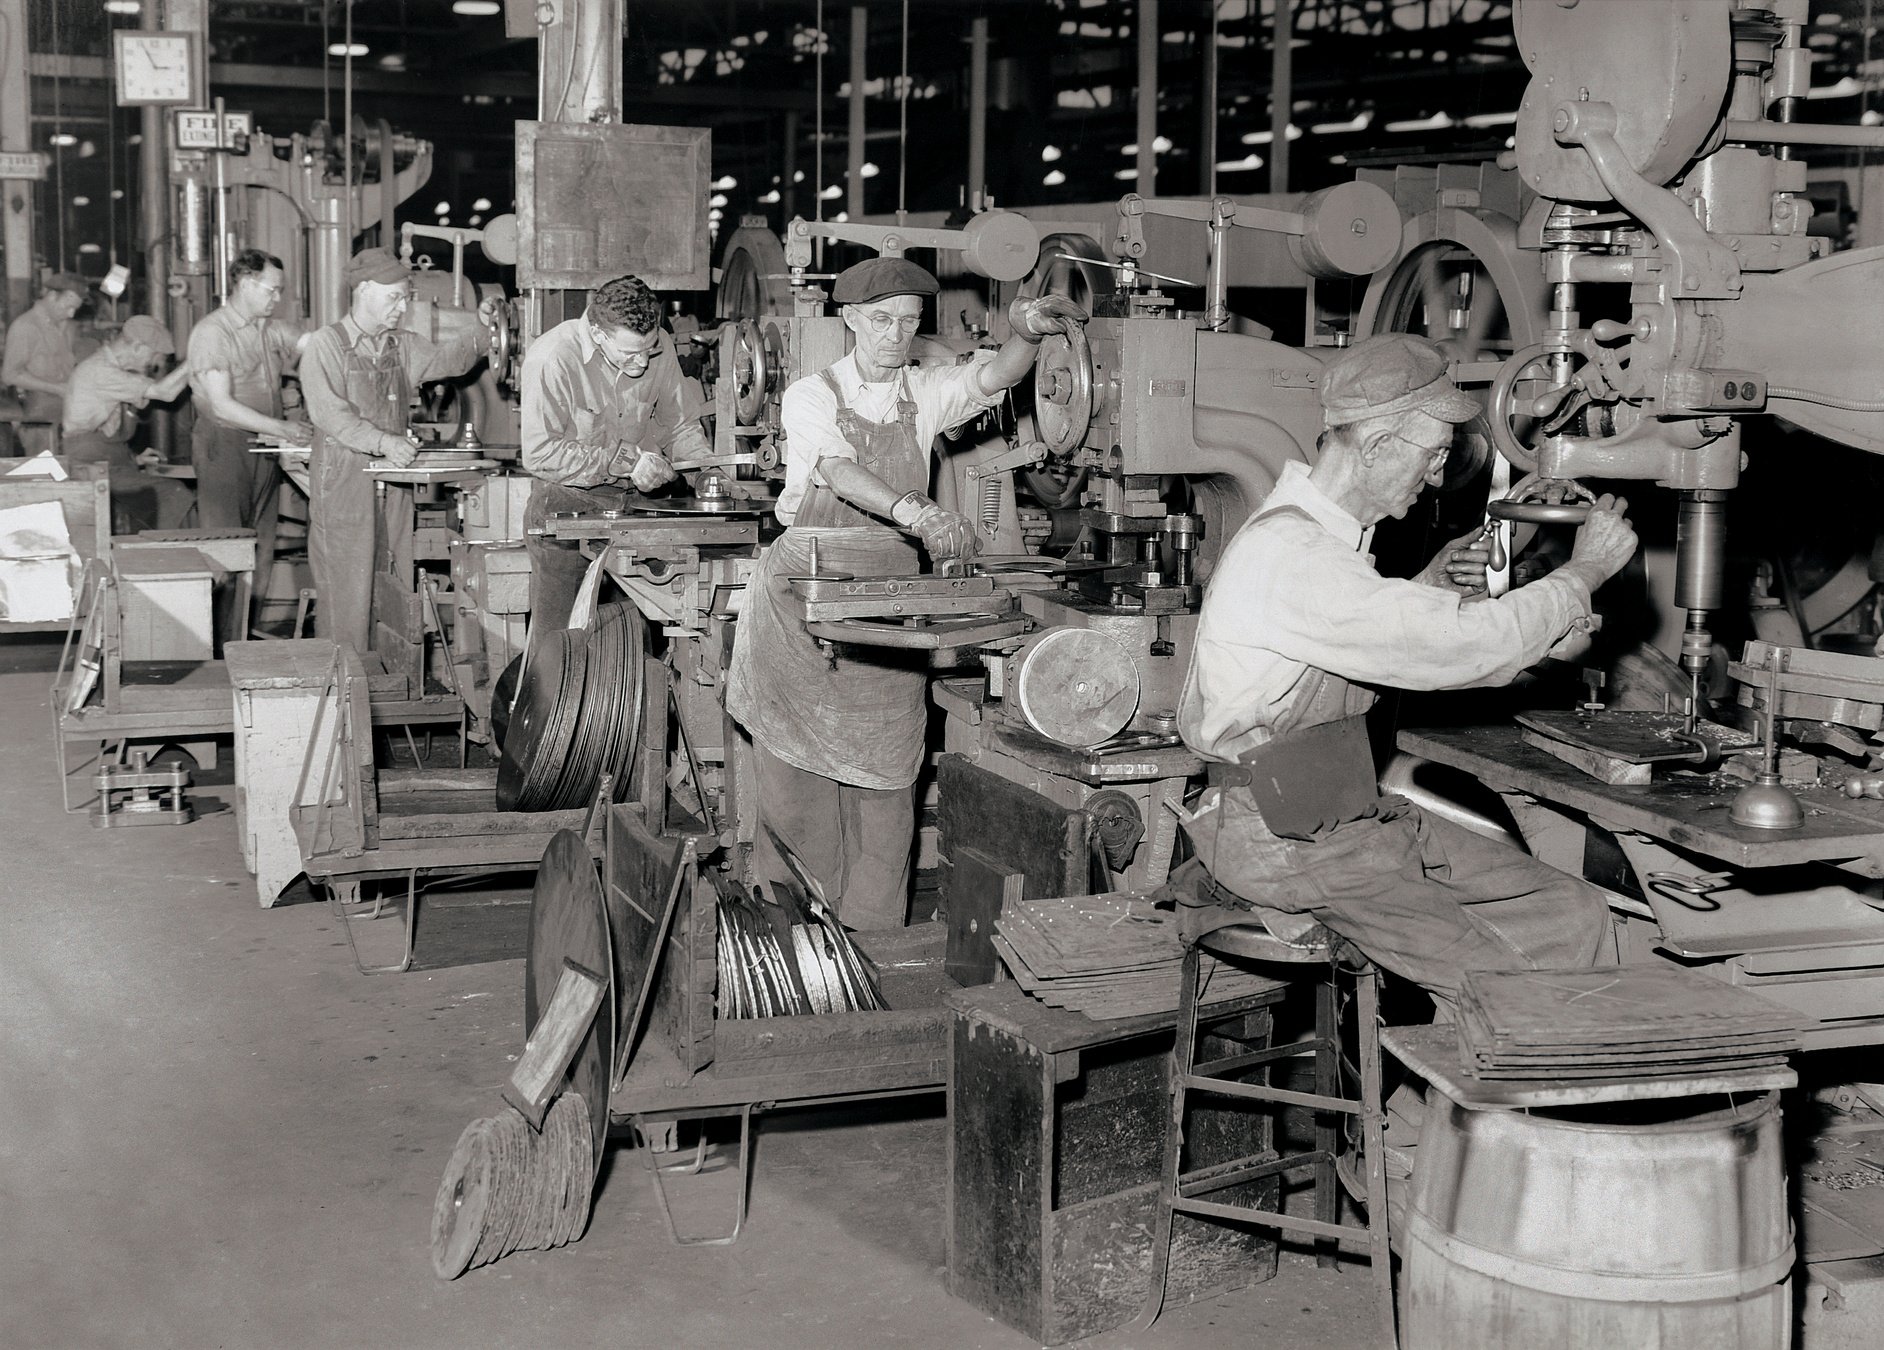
[1008,293,1088,343]
[628,449,676,492]
[379,432,419,469]
[911,503,981,562]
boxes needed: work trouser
[1180,790,1613,1008]
[748,739,914,930]
[62,431,194,534]
[192,419,282,642]
[522,480,632,641]
[307,445,412,658]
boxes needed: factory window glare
[78,141,97,158]
[819,184,842,200]
[1041,145,1062,162]
[111,189,124,200]
[709,193,730,208]
[451,0,502,14]
[102,0,141,13]
[793,170,805,183]
[713,175,738,191]
[859,162,880,179]
[1463,110,1518,128]
[472,197,492,212]
[468,214,482,226]
[1385,111,1455,133]
[434,202,450,215]
[1042,169,1066,187]
[1114,168,1137,181]
[758,189,781,204]
[49,133,77,147]
[78,243,102,254]
[1311,112,1371,135]
[1215,154,1263,173]
[328,42,369,57]
[72,196,90,206]
[1240,125,1302,146]
[833,212,848,223]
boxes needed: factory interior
[7,0,1884,1346]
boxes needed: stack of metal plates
[993,892,1276,1020]
[495,602,645,812]
[1458,965,1801,1082]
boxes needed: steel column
[848,6,867,220]
[1136,0,1158,193]
[1271,0,1292,194]
[0,0,32,320]
[967,16,988,204]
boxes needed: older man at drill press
[726,257,1083,929]
[520,273,704,637]
[300,247,497,657]
[1175,333,1639,1005]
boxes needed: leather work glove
[628,449,676,493]
[892,489,981,562]
[1008,294,1088,343]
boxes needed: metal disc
[491,654,523,752]
[598,604,646,801]
[1014,627,1140,747]
[526,830,615,1180]
[430,1118,493,1279]
[617,491,774,516]
[497,629,588,811]
[550,618,616,810]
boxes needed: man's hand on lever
[892,490,982,563]
[1420,526,1494,596]
[1007,294,1088,343]
[1562,493,1638,589]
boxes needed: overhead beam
[29,54,815,110]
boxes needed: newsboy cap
[344,247,409,290]
[42,271,90,297]
[1321,333,1479,429]
[120,314,175,355]
[831,257,940,305]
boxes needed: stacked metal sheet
[993,891,1275,1020]
[715,881,887,1019]
[1457,965,1801,1082]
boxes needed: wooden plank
[1520,728,1653,785]
[604,802,692,1088]
[377,808,585,840]
[378,767,499,793]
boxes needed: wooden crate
[946,982,1284,1345]
[115,547,216,661]
[0,459,110,632]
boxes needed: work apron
[192,328,284,561]
[725,368,929,790]
[308,326,412,658]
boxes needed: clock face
[115,32,197,106]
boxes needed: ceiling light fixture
[451,1,502,15]
[328,42,369,58]
[1043,169,1066,186]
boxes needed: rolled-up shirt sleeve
[299,331,388,457]
[1235,521,1594,691]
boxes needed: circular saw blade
[525,830,615,1180]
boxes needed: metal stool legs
[1135,942,1397,1348]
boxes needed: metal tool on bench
[1731,647,1806,831]
[92,749,193,828]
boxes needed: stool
[1138,924,1398,1348]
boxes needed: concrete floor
[0,657,1378,1349]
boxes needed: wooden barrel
[1401,1091,1792,1349]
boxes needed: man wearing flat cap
[1174,332,1639,1002]
[62,315,196,531]
[4,272,88,453]
[300,247,499,657]
[725,255,1083,928]
[521,273,707,637]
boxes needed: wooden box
[946,982,1283,1345]
[0,459,109,632]
[114,547,216,661]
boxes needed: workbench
[1401,725,1884,1048]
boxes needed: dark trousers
[522,480,634,639]
[62,431,194,534]
[192,419,281,641]
[749,739,914,930]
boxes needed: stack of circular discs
[547,603,644,810]
[429,1092,595,1279]
[495,629,588,811]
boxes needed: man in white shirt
[725,256,1081,928]
[1175,332,1639,1003]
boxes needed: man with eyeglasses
[300,247,499,657]
[187,248,310,612]
[520,273,707,635]
[1173,332,1639,1004]
[725,255,1084,930]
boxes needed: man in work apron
[298,248,490,658]
[1174,333,1640,1007]
[725,255,1085,928]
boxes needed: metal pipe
[0,0,33,320]
[967,16,988,205]
[782,109,799,222]
[1200,2,1219,196]
[1723,118,1884,149]
[848,6,867,220]
[1271,0,1292,193]
[1136,0,1158,193]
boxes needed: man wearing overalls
[726,257,1082,928]
[1175,333,1639,1002]
[299,248,497,657]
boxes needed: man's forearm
[816,457,905,521]
[6,371,65,397]
[973,337,1038,398]
[203,392,288,437]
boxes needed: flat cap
[120,315,176,355]
[344,246,409,290]
[831,257,939,305]
[42,271,89,297]
[1321,333,1479,428]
